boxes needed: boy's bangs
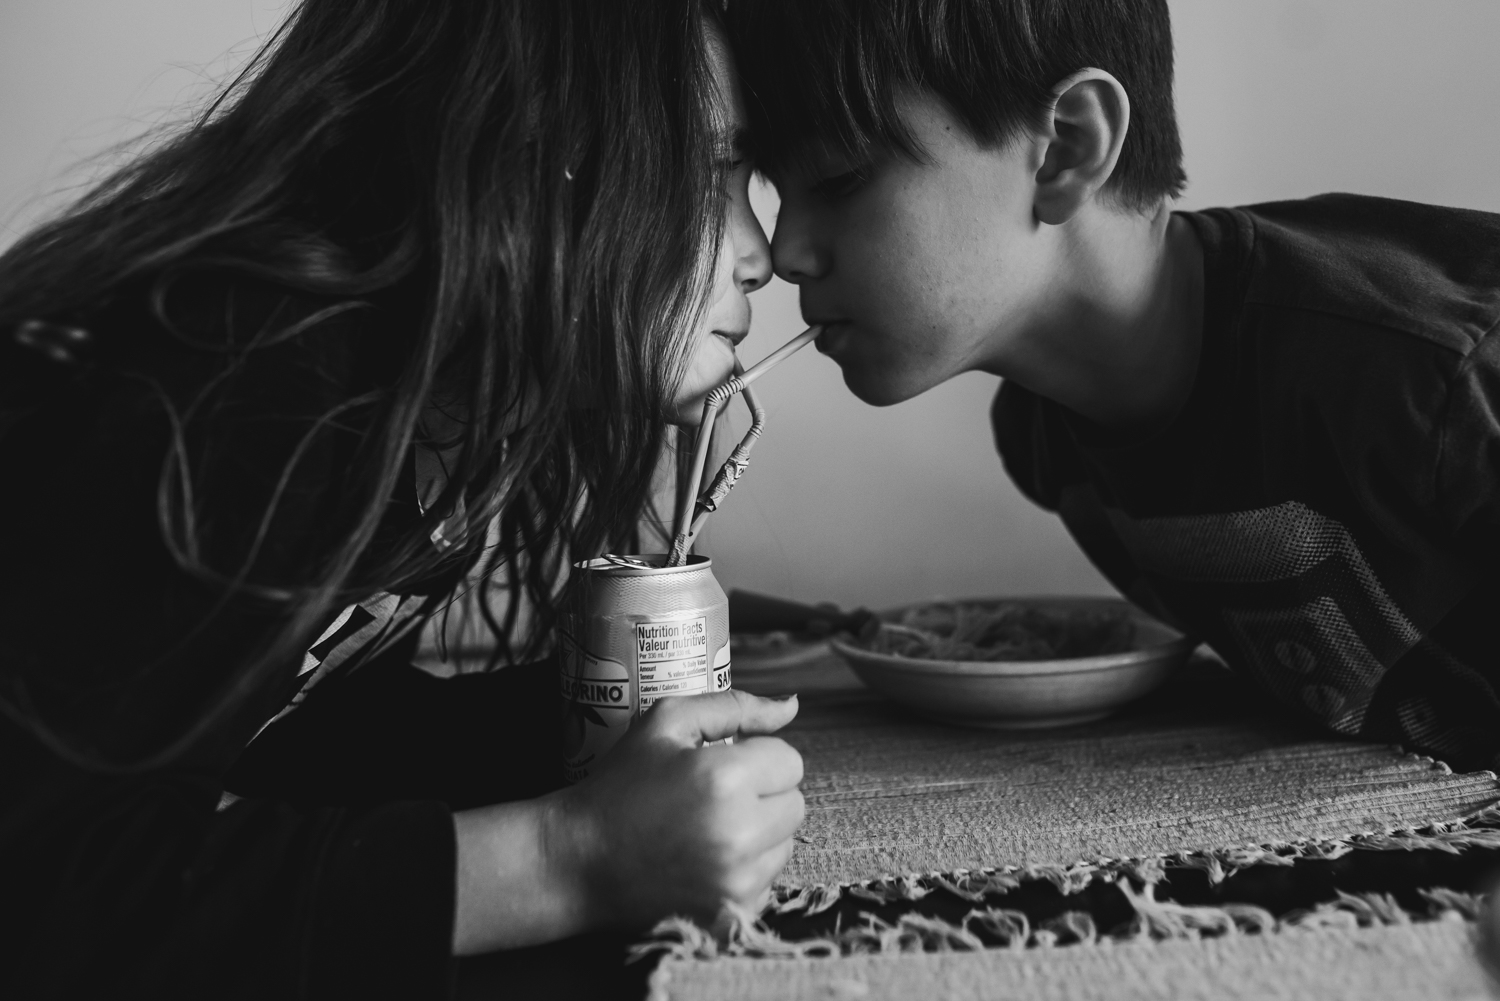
[728,0,1186,210]
[727,1,922,179]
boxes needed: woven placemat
[736,653,1500,887]
[649,919,1499,1001]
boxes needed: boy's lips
[813,321,851,355]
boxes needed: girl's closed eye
[717,157,747,199]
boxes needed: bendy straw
[672,324,821,542]
[666,374,759,567]
[667,324,822,566]
[687,378,764,541]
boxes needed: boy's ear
[1031,68,1130,225]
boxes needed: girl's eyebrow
[714,126,750,161]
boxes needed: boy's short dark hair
[727,0,1186,210]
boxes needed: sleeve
[0,304,457,999]
[1436,325,1500,563]
[6,742,456,1000]
[1356,322,1500,772]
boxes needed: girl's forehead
[705,27,749,140]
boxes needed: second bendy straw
[666,324,822,566]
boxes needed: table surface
[738,644,1497,881]
[458,643,1500,1000]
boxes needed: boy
[727,0,1500,770]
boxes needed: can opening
[575,553,712,576]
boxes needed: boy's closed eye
[810,165,871,200]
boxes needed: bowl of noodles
[828,597,1193,729]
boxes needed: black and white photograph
[3,1,1500,998]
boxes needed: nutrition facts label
[636,616,708,709]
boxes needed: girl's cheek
[713,231,737,298]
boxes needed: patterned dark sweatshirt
[996,194,1500,771]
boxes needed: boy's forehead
[749,101,906,179]
[728,1,931,179]
[758,91,940,183]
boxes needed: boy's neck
[990,200,1204,439]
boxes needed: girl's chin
[671,376,734,425]
[670,392,714,427]
[670,360,738,425]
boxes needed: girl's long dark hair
[0,0,725,769]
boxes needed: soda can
[560,554,731,783]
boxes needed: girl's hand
[451,690,803,955]
[556,689,805,929]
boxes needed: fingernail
[772,693,798,702]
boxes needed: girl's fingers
[719,734,804,794]
[647,689,799,746]
[735,787,806,857]
[729,838,797,909]
[730,691,800,738]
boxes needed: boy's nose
[770,208,828,285]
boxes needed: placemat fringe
[632,881,1488,979]
[763,800,1500,924]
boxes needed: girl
[0,1,802,996]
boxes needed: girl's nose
[733,198,772,294]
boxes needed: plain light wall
[0,1,291,245]
[4,1,1499,614]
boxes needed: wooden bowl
[828,597,1193,729]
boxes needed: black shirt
[995,194,1500,771]
[0,280,460,998]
